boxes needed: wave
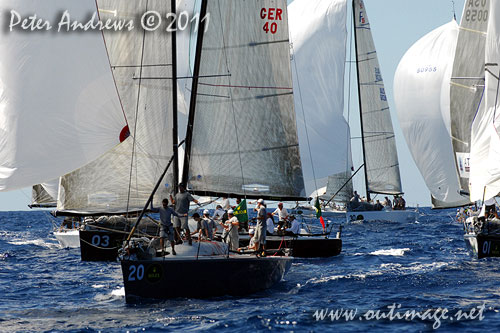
[369,248,410,256]
[8,239,59,249]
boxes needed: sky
[0,0,466,211]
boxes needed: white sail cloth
[470,0,500,201]
[0,0,126,191]
[288,0,352,196]
[57,0,176,214]
[394,21,470,208]
[353,0,402,195]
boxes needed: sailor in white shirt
[272,202,289,221]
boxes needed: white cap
[203,209,209,215]
[257,198,264,204]
[228,209,234,214]
[249,228,255,234]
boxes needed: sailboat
[117,0,296,301]
[394,20,472,209]
[345,0,418,223]
[0,0,132,253]
[236,0,348,258]
[462,0,500,258]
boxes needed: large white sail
[470,0,500,201]
[288,0,352,198]
[394,21,470,208]
[184,0,305,200]
[0,0,126,191]
[353,0,402,195]
[57,0,176,215]
[450,0,490,194]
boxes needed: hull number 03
[91,234,110,247]
[128,264,145,281]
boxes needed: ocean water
[1,208,499,332]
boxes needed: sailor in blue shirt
[151,198,186,255]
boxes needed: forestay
[470,0,500,201]
[185,0,306,200]
[57,0,175,215]
[0,0,126,191]
[450,0,490,194]
[394,21,470,208]
[353,0,402,195]
[289,0,352,196]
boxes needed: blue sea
[1,208,499,332]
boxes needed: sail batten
[185,0,306,200]
[353,0,402,196]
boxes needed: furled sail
[470,0,500,201]
[288,0,353,197]
[30,180,59,208]
[450,0,490,194]
[56,0,175,215]
[0,0,126,191]
[394,21,470,208]
[353,0,402,195]
[184,0,306,200]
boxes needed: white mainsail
[0,0,126,191]
[288,0,353,200]
[394,21,470,208]
[353,0,402,196]
[184,0,305,200]
[56,0,176,215]
[450,0,490,194]
[470,0,500,201]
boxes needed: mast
[171,0,179,194]
[182,0,208,186]
[352,0,371,202]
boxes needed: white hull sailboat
[345,0,416,223]
[53,229,80,249]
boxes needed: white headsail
[470,0,500,201]
[0,0,126,191]
[288,0,353,200]
[56,0,177,215]
[394,21,470,208]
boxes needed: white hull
[346,209,418,223]
[54,229,80,248]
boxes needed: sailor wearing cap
[223,209,239,251]
[202,209,217,240]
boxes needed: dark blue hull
[240,236,342,258]
[121,256,292,302]
[79,230,123,261]
[464,233,500,259]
